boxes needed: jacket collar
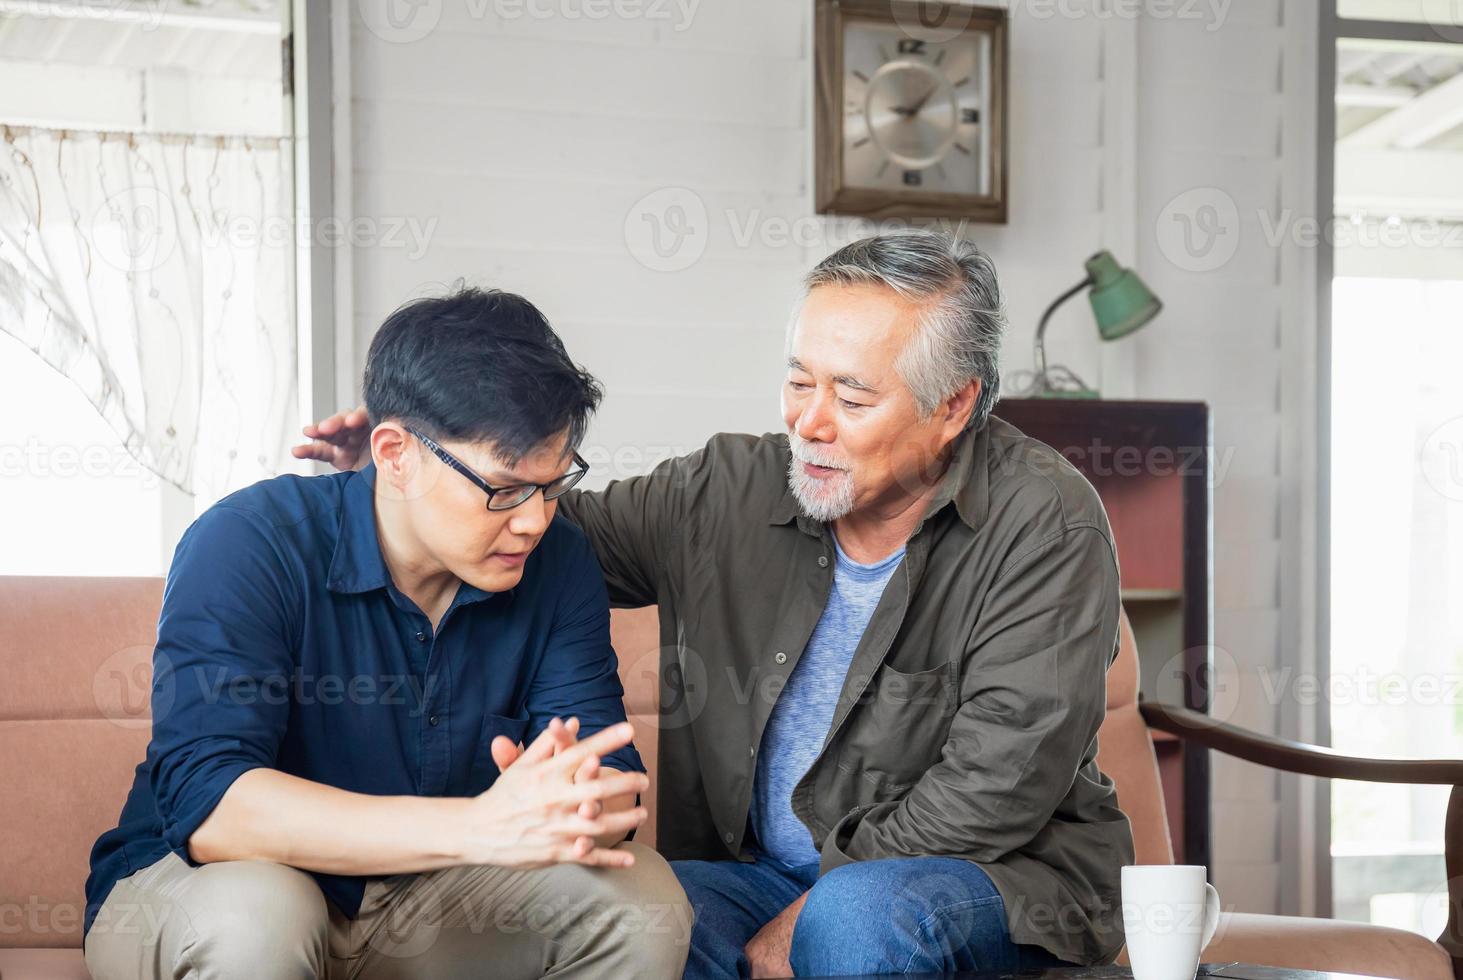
[767,422,991,533]
[921,419,991,532]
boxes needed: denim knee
[789,858,1011,976]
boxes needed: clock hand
[891,84,940,118]
[906,84,939,115]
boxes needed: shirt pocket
[467,710,532,791]
[835,662,956,793]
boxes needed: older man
[298,232,1133,977]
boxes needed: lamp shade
[1084,250,1162,341]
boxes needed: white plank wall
[351,0,1114,470]
[1131,0,1292,913]
[350,0,1311,916]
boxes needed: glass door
[1326,9,1463,934]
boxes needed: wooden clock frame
[814,0,1010,223]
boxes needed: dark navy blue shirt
[85,464,642,936]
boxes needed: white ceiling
[0,0,280,79]
[1337,42,1463,150]
[1335,39,1463,223]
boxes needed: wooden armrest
[1138,698,1463,978]
[1138,699,1463,784]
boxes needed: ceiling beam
[1340,70,1463,148]
[1336,83,1416,108]
[0,0,279,34]
[1337,49,1375,76]
[1365,52,1426,85]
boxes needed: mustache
[789,434,848,471]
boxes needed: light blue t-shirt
[751,533,906,867]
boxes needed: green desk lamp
[1022,250,1162,398]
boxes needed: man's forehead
[445,434,574,480]
[787,311,905,391]
[794,289,917,355]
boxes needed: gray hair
[798,232,1007,431]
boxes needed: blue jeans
[672,852,1074,978]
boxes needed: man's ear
[942,378,981,439]
[370,422,414,496]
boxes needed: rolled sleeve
[820,524,1120,873]
[524,528,644,775]
[148,506,297,861]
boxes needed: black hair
[362,285,603,465]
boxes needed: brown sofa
[0,576,1454,979]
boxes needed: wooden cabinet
[995,398,1213,868]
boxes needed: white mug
[1121,864,1221,980]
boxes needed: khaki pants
[84,843,692,980]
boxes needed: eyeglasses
[407,427,589,512]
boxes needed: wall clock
[815,0,1009,223]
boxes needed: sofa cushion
[1,577,162,953]
[0,947,90,980]
[609,605,661,719]
[0,720,149,949]
[0,577,162,723]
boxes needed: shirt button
[749,745,756,757]
[724,831,735,844]
[774,651,788,665]
[817,555,829,568]
[415,631,427,643]
[428,714,440,727]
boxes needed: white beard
[786,433,856,522]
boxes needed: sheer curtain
[0,125,299,504]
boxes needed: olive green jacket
[557,416,1133,965]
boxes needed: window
[1326,24,1463,936]
[0,331,167,575]
[0,1,316,572]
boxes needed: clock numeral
[902,170,924,187]
[961,108,981,125]
[897,38,927,55]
